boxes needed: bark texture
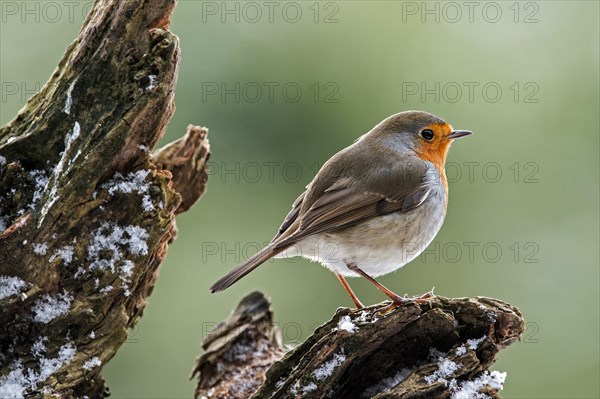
[0,1,525,398]
[191,292,285,399]
[0,0,209,398]
[193,293,524,399]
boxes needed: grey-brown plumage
[210,111,471,305]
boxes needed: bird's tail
[209,244,284,293]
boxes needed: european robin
[210,111,471,310]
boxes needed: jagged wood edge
[0,0,209,398]
[193,293,524,399]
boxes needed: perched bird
[210,111,471,311]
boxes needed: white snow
[0,276,26,300]
[28,169,49,208]
[289,350,348,394]
[357,310,370,323]
[104,170,155,212]
[85,223,145,295]
[424,344,506,397]
[120,260,134,277]
[37,344,76,386]
[313,350,346,380]
[38,122,81,227]
[289,381,300,395]
[142,194,154,212]
[49,246,74,265]
[40,386,55,396]
[455,337,485,356]
[450,370,507,399]
[82,357,102,370]
[0,343,76,399]
[87,222,148,272]
[105,170,150,196]
[301,382,317,393]
[63,79,77,115]
[89,331,96,339]
[334,315,357,333]
[32,292,73,323]
[0,365,27,399]
[124,226,148,256]
[425,348,461,385]
[31,337,48,358]
[424,357,460,384]
[146,75,157,90]
[467,337,486,350]
[355,309,381,324]
[66,149,82,173]
[32,243,48,256]
[120,260,134,282]
[0,155,6,166]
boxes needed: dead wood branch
[0,0,209,398]
[193,293,524,399]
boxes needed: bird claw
[412,289,436,304]
[377,296,410,315]
[377,290,436,315]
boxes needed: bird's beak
[446,130,472,140]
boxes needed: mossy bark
[0,1,209,398]
[0,1,525,398]
[193,293,524,399]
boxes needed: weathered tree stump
[0,1,525,398]
[192,292,524,399]
[0,0,209,398]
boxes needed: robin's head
[371,110,472,169]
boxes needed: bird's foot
[377,295,410,315]
[410,287,436,304]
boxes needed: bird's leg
[336,274,364,309]
[345,262,406,312]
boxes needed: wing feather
[271,192,305,242]
[275,170,434,248]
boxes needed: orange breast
[416,122,453,207]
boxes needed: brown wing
[271,192,305,242]
[274,166,433,249]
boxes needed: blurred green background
[1,1,598,397]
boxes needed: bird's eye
[420,129,435,141]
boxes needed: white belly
[276,191,447,277]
